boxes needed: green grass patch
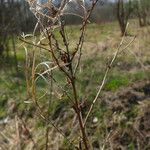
[105,75,130,91]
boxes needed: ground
[0,20,150,149]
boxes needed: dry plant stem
[59,23,90,149]
[71,79,89,150]
[24,46,30,98]
[118,35,147,72]
[118,36,147,72]
[72,0,98,55]
[73,0,99,75]
[45,68,53,150]
[47,28,89,149]
[81,0,98,30]
[27,1,99,149]
[31,52,52,121]
[60,24,70,56]
[73,34,84,75]
[101,130,113,150]
[38,29,84,149]
[31,51,76,148]
[65,3,100,146]
[31,51,41,109]
[22,33,78,147]
[46,30,71,81]
[84,23,134,126]
[19,37,51,52]
[51,2,98,148]
[57,4,100,147]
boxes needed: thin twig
[73,0,99,75]
[84,23,136,126]
[19,37,51,52]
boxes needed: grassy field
[0,21,150,149]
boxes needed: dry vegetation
[1,0,150,148]
[0,19,150,149]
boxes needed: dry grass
[0,18,150,149]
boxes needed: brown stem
[71,79,89,150]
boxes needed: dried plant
[20,0,135,149]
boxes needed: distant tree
[0,0,36,56]
[116,0,133,36]
[134,0,150,27]
[91,0,116,23]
